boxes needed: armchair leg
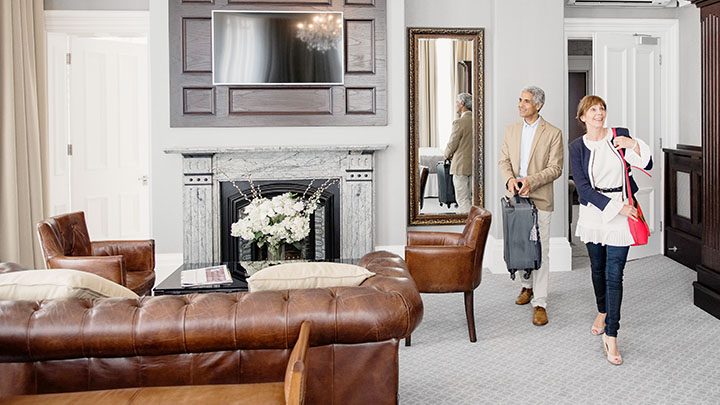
[405,334,412,346]
[464,291,477,342]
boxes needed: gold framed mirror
[408,27,485,225]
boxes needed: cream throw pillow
[247,262,375,292]
[0,269,139,300]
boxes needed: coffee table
[153,263,249,295]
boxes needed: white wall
[148,1,408,254]
[678,4,701,146]
[148,0,701,256]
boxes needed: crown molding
[44,10,149,34]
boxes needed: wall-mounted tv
[212,10,344,86]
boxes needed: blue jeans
[585,243,629,337]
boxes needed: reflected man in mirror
[498,86,563,326]
[443,92,474,213]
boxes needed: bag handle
[612,128,634,205]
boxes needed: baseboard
[376,238,572,275]
[484,235,572,274]
[154,253,183,287]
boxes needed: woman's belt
[594,186,623,193]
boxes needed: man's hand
[507,177,521,193]
[518,178,532,196]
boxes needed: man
[444,92,474,213]
[498,86,563,326]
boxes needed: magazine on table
[180,264,233,287]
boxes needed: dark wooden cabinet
[691,0,720,320]
[663,146,702,270]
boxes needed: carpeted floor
[398,253,720,404]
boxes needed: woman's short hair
[456,93,472,111]
[576,95,607,130]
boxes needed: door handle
[138,175,148,185]
[668,246,678,252]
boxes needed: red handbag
[613,128,650,246]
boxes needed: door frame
[45,10,151,235]
[564,18,679,256]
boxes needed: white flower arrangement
[216,167,338,260]
[230,192,314,249]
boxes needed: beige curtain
[453,39,474,103]
[417,39,438,148]
[0,0,49,268]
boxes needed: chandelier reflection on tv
[296,14,343,52]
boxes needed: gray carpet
[398,254,720,404]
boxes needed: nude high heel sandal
[602,334,623,365]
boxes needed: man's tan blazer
[498,117,563,212]
[444,112,473,175]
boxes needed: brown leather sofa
[0,251,422,405]
[37,211,155,295]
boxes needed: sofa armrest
[407,231,462,246]
[47,255,126,286]
[92,240,155,272]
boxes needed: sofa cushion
[247,262,375,292]
[0,269,139,300]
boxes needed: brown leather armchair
[36,211,155,295]
[405,206,491,343]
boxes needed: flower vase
[266,243,284,261]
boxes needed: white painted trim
[484,235,572,274]
[564,18,680,148]
[378,238,572,275]
[45,10,149,35]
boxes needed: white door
[595,33,661,259]
[69,36,149,240]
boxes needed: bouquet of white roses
[218,167,338,261]
[230,192,314,256]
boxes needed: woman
[569,95,652,365]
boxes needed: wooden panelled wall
[169,0,387,127]
[692,0,720,320]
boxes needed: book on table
[180,264,233,287]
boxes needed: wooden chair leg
[405,334,412,346]
[464,291,477,342]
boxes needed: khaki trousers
[521,209,551,308]
[452,174,472,213]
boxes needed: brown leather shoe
[533,306,548,326]
[515,288,533,305]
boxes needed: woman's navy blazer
[569,127,653,211]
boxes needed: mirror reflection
[408,28,484,225]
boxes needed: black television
[212,10,344,86]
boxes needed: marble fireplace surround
[166,145,388,264]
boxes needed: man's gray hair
[456,93,473,111]
[522,86,545,110]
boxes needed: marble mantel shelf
[164,144,388,155]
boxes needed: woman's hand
[620,204,639,221]
[613,136,640,155]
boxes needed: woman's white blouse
[575,128,652,246]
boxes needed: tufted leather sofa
[0,251,422,404]
[36,211,156,295]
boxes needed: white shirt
[519,116,540,178]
